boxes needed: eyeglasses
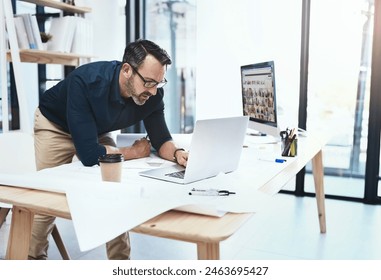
[130,65,167,88]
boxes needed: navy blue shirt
[39,61,172,166]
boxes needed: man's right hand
[105,137,151,160]
[131,138,151,158]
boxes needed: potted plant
[40,32,52,50]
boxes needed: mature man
[30,39,188,260]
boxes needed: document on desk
[0,151,277,252]
[65,182,186,251]
[0,169,186,251]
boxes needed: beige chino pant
[29,108,130,260]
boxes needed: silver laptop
[139,116,249,184]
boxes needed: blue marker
[258,158,287,163]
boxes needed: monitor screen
[240,61,279,138]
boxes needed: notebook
[139,116,249,184]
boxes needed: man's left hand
[175,150,188,167]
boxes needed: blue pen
[258,158,287,163]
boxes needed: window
[144,0,196,133]
[304,0,375,199]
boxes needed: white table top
[0,133,325,251]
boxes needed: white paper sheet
[0,160,273,251]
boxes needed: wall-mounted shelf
[20,0,91,14]
[6,49,92,66]
[1,0,92,132]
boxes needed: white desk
[0,134,326,259]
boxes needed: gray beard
[126,79,145,106]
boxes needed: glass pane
[145,0,196,133]
[305,0,374,198]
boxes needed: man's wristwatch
[173,148,185,164]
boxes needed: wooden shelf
[7,49,92,66]
[20,0,91,14]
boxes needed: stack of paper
[71,17,93,55]
[48,16,93,54]
[47,16,76,53]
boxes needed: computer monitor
[240,60,280,138]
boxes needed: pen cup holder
[281,138,297,157]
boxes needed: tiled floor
[1,193,381,260]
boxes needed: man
[30,39,189,260]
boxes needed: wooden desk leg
[197,242,220,260]
[5,206,34,260]
[311,149,327,233]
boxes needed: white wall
[85,0,126,62]
[196,0,302,129]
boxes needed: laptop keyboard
[165,170,185,179]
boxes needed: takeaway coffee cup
[98,154,124,182]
